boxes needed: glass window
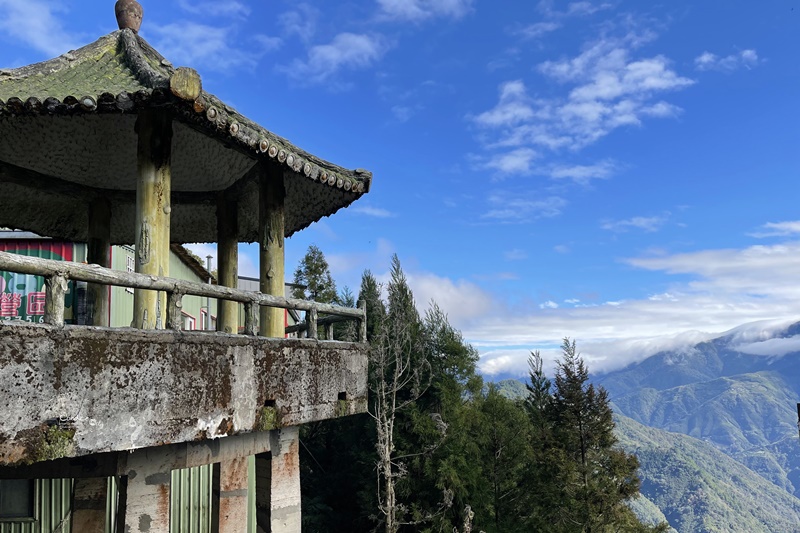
[0,479,34,519]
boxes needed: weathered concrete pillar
[133,109,172,329]
[71,477,109,531]
[123,448,172,533]
[258,164,285,338]
[217,194,238,334]
[87,197,111,327]
[268,427,301,533]
[218,456,249,533]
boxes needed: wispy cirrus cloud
[504,248,528,261]
[748,221,800,238]
[280,32,389,85]
[482,192,566,222]
[148,22,281,73]
[517,21,561,39]
[0,0,81,56]
[550,160,616,184]
[177,0,250,18]
[538,0,614,18]
[279,4,320,43]
[695,49,760,72]
[601,213,669,232]
[352,205,396,218]
[377,0,474,22]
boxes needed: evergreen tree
[525,339,667,533]
[292,244,338,303]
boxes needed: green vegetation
[298,246,661,533]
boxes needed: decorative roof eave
[0,29,372,196]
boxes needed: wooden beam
[217,193,238,334]
[258,163,285,338]
[134,109,173,329]
[87,197,111,327]
[0,158,211,205]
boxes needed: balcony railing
[0,250,366,341]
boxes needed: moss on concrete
[32,425,76,463]
[257,406,280,431]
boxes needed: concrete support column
[133,109,172,329]
[258,164,285,338]
[217,194,238,334]
[218,456,249,533]
[123,448,172,533]
[71,477,109,531]
[268,427,301,533]
[87,197,111,327]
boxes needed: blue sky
[2,0,799,377]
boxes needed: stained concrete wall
[0,322,368,466]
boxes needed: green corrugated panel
[105,476,118,533]
[36,478,72,533]
[170,465,213,533]
[248,456,256,533]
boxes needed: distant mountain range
[491,318,800,532]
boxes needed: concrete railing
[0,250,366,342]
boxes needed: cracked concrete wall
[0,322,368,466]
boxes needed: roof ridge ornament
[115,0,144,33]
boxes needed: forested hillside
[615,414,800,532]
[597,323,800,494]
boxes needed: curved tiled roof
[0,29,372,244]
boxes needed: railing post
[358,300,367,343]
[44,273,68,327]
[306,308,318,339]
[166,291,183,331]
[244,301,258,336]
[324,322,334,341]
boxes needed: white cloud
[281,33,388,85]
[472,80,535,128]
[735,336,800,357]
[483,148,538,175]
[471,34,694,171]
[517,22,561,39]
[567,1,613,16]
[537,0,613,19]
[0,0,80,56]
[377,0,474,22]
[482,193,566,222]
[695,49,760,72]
[550,160,615,184]
[177,0,249,18]
[748,221,800,238]
[462,238,800,376]
[391,105,422,122]
[352,205,395,218]
[504,248,528,261]
[148,22,280,73]
[279,4,320,43]
[601,213,668,232]
[540,300,559,309]
[407,272,496,325]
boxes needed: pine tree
[526,339,666,533]
[292,244,338,303]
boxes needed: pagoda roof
[0,28,372,244]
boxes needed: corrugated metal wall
[170,466,213,533]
